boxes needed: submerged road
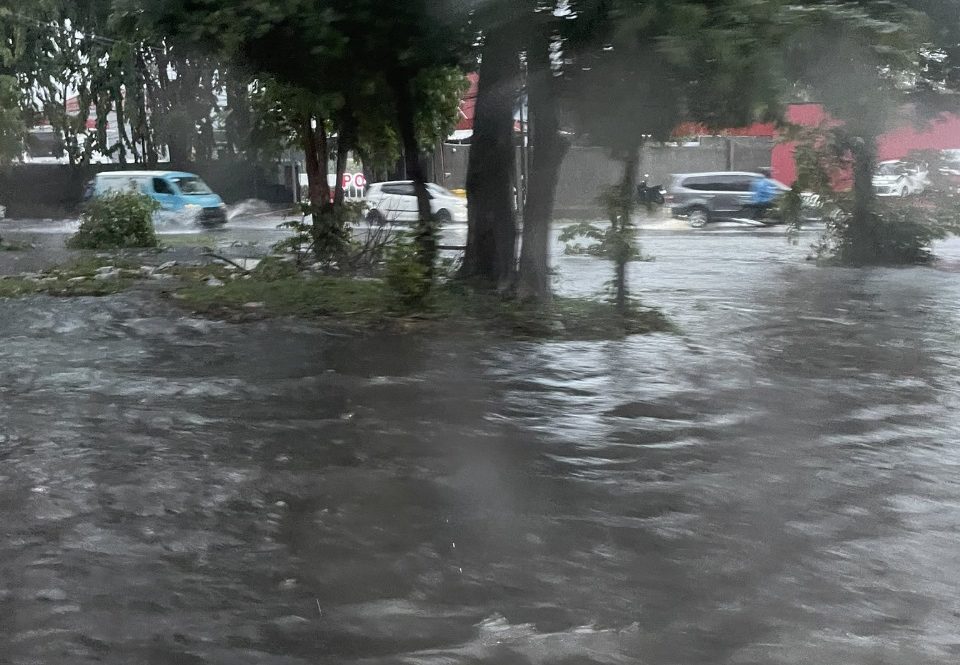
[2,216,960,663]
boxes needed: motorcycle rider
[746,168,779,220]
[636,174,665,206]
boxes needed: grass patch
[159,233,222,249]
[0,247,675,339]
[0,255,143,299]
[174,275,389,324]
[0,275,134,298]
[172,275,674,339]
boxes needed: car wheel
[366,209,384,224]
[900,187,908,198]
[687,207,709,228]
[435,209,452,224]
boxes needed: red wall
[772,104,960,186]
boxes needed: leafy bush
[273,201,370,270]
[252,256,301,281]
[385,238,431,308]
[787,126,960,265]
[68,192,159,249]
[815,196,960,266]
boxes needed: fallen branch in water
[201,249,253,275]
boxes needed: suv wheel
[367,209,384,224]
[687,207,709,228]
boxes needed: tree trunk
[225,74,251,158]
[316,120,332,209]
[847,134,877,264]
[394,75,436,279]
[462,26,520,287]
[517,29,569,302]
[113,87,128,165]
[614,150,640,313]
[302,115,330,226]
[334,112,355,207]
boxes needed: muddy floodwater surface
[3,218,960,664]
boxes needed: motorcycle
[636,177,666,206]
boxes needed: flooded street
[3,220,960,664]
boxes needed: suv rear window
[720,174,759,192]
[682,174,758,192]
[682,176,726,191]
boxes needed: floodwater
[2,219,960,664]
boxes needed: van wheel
[687,207,709,228]
[367,209,384,224]
[435,209,452,224]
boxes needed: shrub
[385,238,431,308]
[252,256,301,281]
[68,192,159,250]
[815,196,960,266]
[273,201,370,271]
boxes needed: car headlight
[184,204,201,210]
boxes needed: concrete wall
[3,136,773,219]
[435,136,774,216]
[0,162,293,219]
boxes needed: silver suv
[666,171,788,227]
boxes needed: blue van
[85,171,228,226]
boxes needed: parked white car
[872,160,929,197]
[364,181,467,224]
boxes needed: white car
[364,181,468,224]
[939,149,960,191]
[873,160,929,197]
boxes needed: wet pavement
[2,213,960,663]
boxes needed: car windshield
[427,184,456,198]
[172,176,213,195]
[876,163,903,176]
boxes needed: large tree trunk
[462,26,520,288]
[517,29,569,302]
[394,76,436,279]
[302,115,332,223]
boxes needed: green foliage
[814,199,960,266]
[789,125,960,265]
[68,192,159,250]
[0,75,24,162]
[560,166,651,310]
[781,3,921,138]
[172,271,674,339]
[0,255,141,298]
[274,216,316,266]
[273,201,367,270]
[251,256,301,281]
[385,237,431,308]
[175,275,389,323]
[559,218,649,262]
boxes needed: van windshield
[172,176,213,195]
